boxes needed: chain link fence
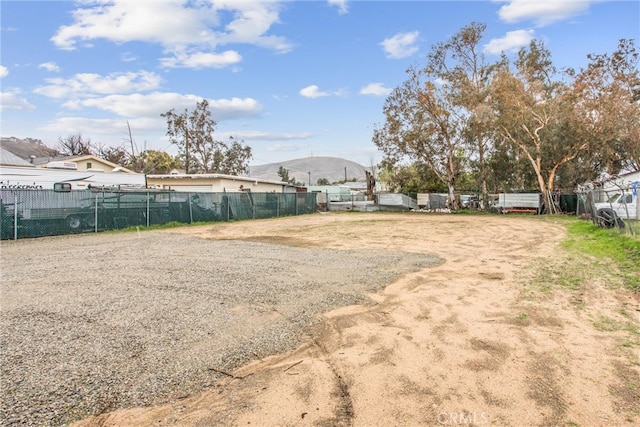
[576,180,639,237]
[1,189,316,240]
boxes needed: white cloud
[1,88,35,111]
[299,85,346,99]
[40,116,160,136]
[328,0,349,14]
[0,65,8,78]
[121,52,137,62]
[380,31,420,59]
[159,50,242,69]
[223,131,313,141]
[484,29,535,54]
[62,92,263,121]
[360,82,392,96]
[34,71,162,98]
[38,62,61,72]
[495,0,592,26]
[300,85,330,99]
[267,143,307,152]
[50,1,293,69]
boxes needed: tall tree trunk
[477,132,489,211]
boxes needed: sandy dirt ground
[74,212,640,427]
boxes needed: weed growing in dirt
[593,316,620,332]
[591,315,640,348]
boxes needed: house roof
[1,137,59,160]
[0,148,35,167]
[33,154,135,173]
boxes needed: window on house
[86,162,92,169]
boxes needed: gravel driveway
[0,229,441,426]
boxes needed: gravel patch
[0,230,441,426]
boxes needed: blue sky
[1,1,638,167]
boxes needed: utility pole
[308,171,311,186]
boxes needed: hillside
[249,156,370,185]
[1,137,59,160]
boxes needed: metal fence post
[94,193,99,233]
[146,191,150,227]
[13,191,18,240]
[277,195,280,217]
[188,193,193,224]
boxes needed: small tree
[96,144,130,166]
[277,165,304,186]
[130,150,183,174]
[58,134,94,156]
[277,166,291,183]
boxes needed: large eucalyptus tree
[428,22,501,210]
[161,99,252,175]
[373,64,468,209]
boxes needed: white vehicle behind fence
[594,186,639,228]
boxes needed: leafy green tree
[277,166,304,186]
[161,99,252,174]
[566,39,640,175]
[130,150,182,174]
[377,159,447,196]
[485,142,537,192]
[216,136,252,175]
[316,177,330,185]
[277,166,291,182]
[491,41,576,212]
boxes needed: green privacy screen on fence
[0,189,317,240]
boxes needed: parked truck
[594,184,639,228]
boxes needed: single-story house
[593,170,640,201]
[33,154,135,173]
[145,173,300,193]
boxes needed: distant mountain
[1,137,59,161]
[249,156,370,185]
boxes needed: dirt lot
[5,212,640,426]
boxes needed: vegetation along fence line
[0,189,317,240]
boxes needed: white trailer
[0,165,146,190]
[495,193,542,214]
[1,166,148,233]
